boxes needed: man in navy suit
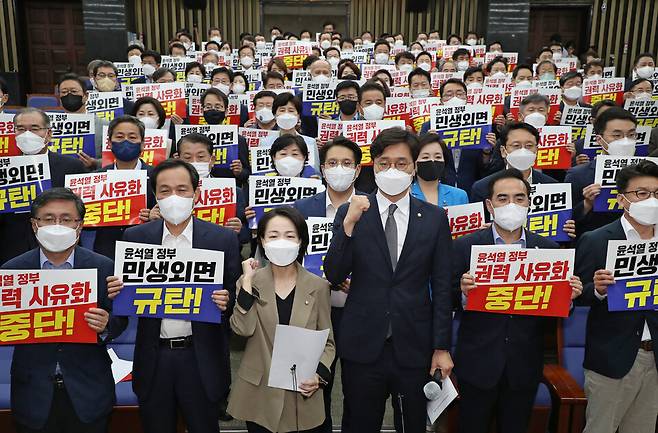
[108,159,241,433]
[324,128,454,433]
[2,188,118,433]
[575,160,658,433]
[294,135,363,433]
[565,107,639,237]
[455,169,582,433]
[0,108,86,265]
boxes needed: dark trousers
[341,341,427,433]
[457,375,539,433]
[321,306,347,433]
[139,345,220,433]
[15,387,108,433]
[246,421,324,433]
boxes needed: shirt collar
[114,159,143,170]
[620,214,658,241]
[491,223,527,247]
[505,164,533,183]
[40,249,75,269]
[162,217,194,243]
[326,189,356,212]
[376,190,410,217]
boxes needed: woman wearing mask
[228,207,334,433]
[337,60,361,80]
[132,97,167,130]
[219,41,233,55]
[416,51,436,72]
[267,58,290,80]
[411,134,468,208]
[232,72,248,94]
[185,62,207,84]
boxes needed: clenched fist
[343,195,370,236]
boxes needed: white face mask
[312,74,331,83]
[491,71,507,79]
[515,80,532,88]
[204,62,217,71]
[263,239,300,267]
[457,60,469,71]
[411,88,431,98]
[320,40,332,50]
[399,63,413,73]
[417,62,431,72]
[276,113,298,130]
[324,166,356,192]
[232,83,246,94]
[443,96,466,106]
[588,74,602,80]
[362,103,385,120]
[492,203,528,232]
[466,81,483,90]
[187,74,203,84]
[523,112,546,128]
[211,36,222,44]
[540,72,555,81]
[625,197,658,226]
[633,92,653,100]
[328,57,340,68]
[552,52,562,62]
[394,40,404,46]
[213,83,230,95]
[275,156,304,177]
[138,116,159,129]
[183,42,192,51]
[603,137,636,156]
[375,53,390,65]
[191,161,211,179]
[240,56,254,68]
[158,194,194,225]
[256,107,275,123]
[563,86,582,100]
[466,38,477,46]
[505,148,537,171]
[36,224,78,253]
[410,49,421,57]
[375,168,412,196]
[142,63,156,77]
[16,131,47,155]
[636,66,654,79]
[129,55,142,65]
[256,41,266,49]
[301,37,311,42]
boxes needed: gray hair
[13,107,50,128]
[520,93,550,111]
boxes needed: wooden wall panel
[0,0,19,72]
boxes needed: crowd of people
[0,19,657,433]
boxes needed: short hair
[185,61,206,76]
[152,67,176,82]
[394,51,415,65]
[323,21,335,28]
[31,187,86,220]
[324,47,340,58]
[335,80,361,98]
[463,66,484,81]
[263,71,285,87]
[177,132,214,156]
[108,115,146,141]
[0,77,8,95]
[58,73,87,93]
[559,71,582,87]
[519,93,550,111]
[616,160,658,192]
[151,158,200,192]
[272,93,302,115]
[93,60,118,77]
[370,127,419,161]
[269,134,309,168]
[270,26,282,33]
[238,45,256,57]
[126,44,144,55]
[131,97,166,128]
[439,78,467,97]
[373,68,393,85]
[537,47,553,58]
[452,48,470,60]
[415,51,433,63]
[253,90,277,106]
[487,168,531,199]
[340,37,355,48]
[591,99,618,119]
[593,107,637,135]
[302,55,320,70]
[512,63,533,78]
[627,78,652,92]
[211,66,233,82]
[634,52,655,65]
[232,71,248,84]
[358,82,387,102]
[200,88,228,109]
[447,33,462,44]
[320,135,362,165]
[536,60,557,74]
[14,107,50,128]
[487,40,503,50]
[373,39,390,52]
[417,133,450,166]
[141,50,162,64]
[499,122,540,147]
[485,56,508,73]
[205,41,221,51]
[267,58,289,74]
[256,207,309,264]
[583,59,604,74]
[408,67,431,84]
[208,26,221,36]
[338,60,362,79]
[169,42,186,54]
[367,78,391,97]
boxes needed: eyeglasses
[33,216,81,227]
[375,160,411,170]
[15,126,48,133]
[324,160,356,169]
[606,132,638,141]
[624,190,658,200]
[96,73,117,79]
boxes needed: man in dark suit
[575,160,658,433]
[324,128,454,433]
[87,115,156,259]
[2,188,118,433]
[565,107,639,237]
[294,136,363,433]
[455,169,582,433]
[108,158,241,433]
[0,108,86,265]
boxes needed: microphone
[423,369,443,400]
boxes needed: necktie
[385,204,398,270]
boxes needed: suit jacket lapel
[605,218,626,240]
[251,264,278,345]
[289,263,317,328]
[191,217,206,248]
[397,197,422,270]
[363,195,393,271]
[72,246,87,269]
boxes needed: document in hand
[427,376,458,424]
[268,324,330,392]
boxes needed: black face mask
[341,74,358,80]
[416,160,445,182]
[61,94,84,112]
[203,109,226,125]
[338,100,358,116]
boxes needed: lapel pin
[417,213,422,217]
[305,300,309,305]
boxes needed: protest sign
[302,81,338,117]
[274,40,313,70]
[593,156,658,212]
[248,176,324,222]
[528,183,572,242]
[317,119,343,144]
[408,97,442,132]
[342,120,406,165]
[446,202,485,239]
[535,126,572,170]
[467,87,505,119]
[175,124,239,169]
[115,62,144,85]
[383,97,411,123]
[582,77,625,105]
[0,154,51,214]
[430,104,493,150]
[624,98,658,129]
[186,82,212,124]
[239,127,279,148]
[86,91,124,122]
[560,105,591,143]
[0,113,18,157]
[47,113,96,158]
[605,239,658,311]
[193,177,237,226]
[132,82,187,119]
[303,217,333,277]
[101,126,169,167]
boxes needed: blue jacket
[293,189,366,218]
[1,247,117,429]
[410,181,468,208]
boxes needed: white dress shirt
[159,218,194,338]
[325,189,355,220]
[594,215,656,341]
[375,190,410,260]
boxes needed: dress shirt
[375,190,410,260]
